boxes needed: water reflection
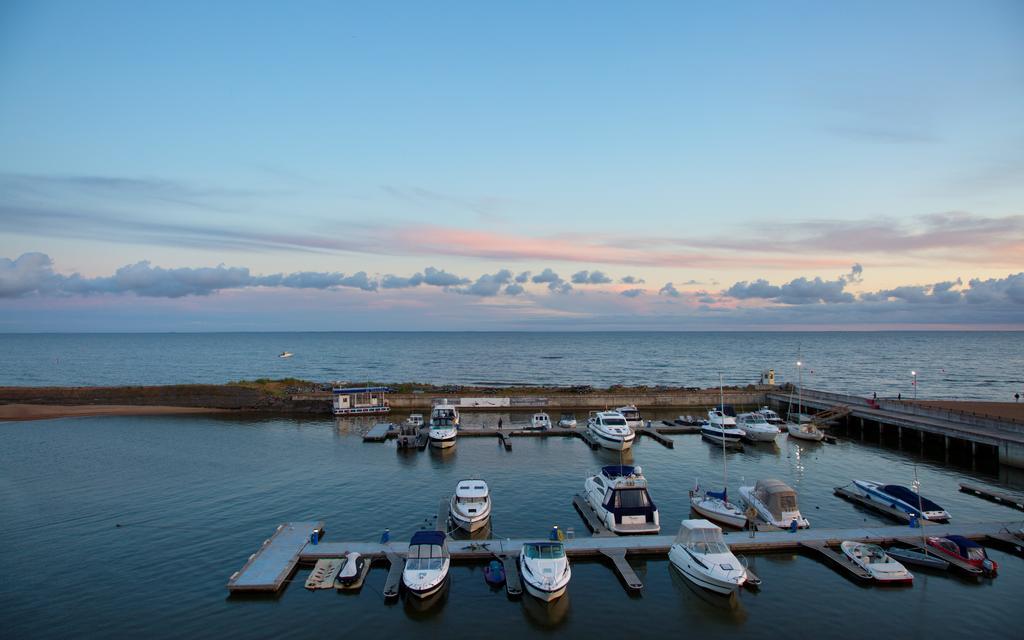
[519,591,571,628]
[668,564,748,623]
[402,581,449,618]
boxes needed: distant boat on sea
[278,352,293,358]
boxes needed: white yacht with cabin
[736,411,781,442]
[739,478,810,529]
[449,479,491,533]
[669,519,748,595]
[530,413,552,430]
[756,407,785,426]
[583,465,660,534]
[402,531,450,598]
[586,410,635,450]
[701,408,744,444]
[615,405,643,429]
[519,541,571,601]
[428,400,459,449]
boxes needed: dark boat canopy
[881,484,944,512]
[946,535,983,553]
[601,465,637,479]
[410,530,446,546]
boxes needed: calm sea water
[1,332,1022,400]
[1,412,1022,639]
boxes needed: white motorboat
[756,407,785,426]
[739,478,810,529]
[530,413,552,430]
[786,421,824,441]
[278,351,293,358]
[519,542,571,601]
[736,412,781,442]
[615,405,643,430]
[405,413,424,428]
[851,480,951,522]
[557,413,577,428]
[690,483,747,529]
[701,409,744,445]
[669,519,748,595]
[449,479,491,533]
[402,531,450,598]
[840,542,914,584]
[583,465,660,534]
[586,411,635,451]
[334,552,367,590]
[428,400,459,449]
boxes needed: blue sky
[1,1,1022,330]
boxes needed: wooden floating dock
[571,494,615,537]
[437,497,450,533]
[497,553,523,596]
[228,521,323,593]
[497,432,512,450]
[833,485,936,525]
[229,520,1020,594]
[363,423,395,442]
[959,483,1024,511]
[382,552,404,599]
[600,548,643,591]
[636,425,674,448]
[798,541,872,580]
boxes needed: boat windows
[689,540,729,554]
[966,547,986,561]
[524,543,565,560]
[613,488,651,509]
[457,496,487,504]
[777,495,798,511]
[602,417,627,426]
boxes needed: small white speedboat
[586,411,635,451]
[278,351,293,358]
[520,542,571,601]
[840,542,914,584]
[669,519,747,595]
[615,405,643,430]
[739,478,810,529]
[405,413,424,428]
[558,413,577,428]
[736,412,781,442]
[403,531,450,598]
[449,479,491,533]
[786,421,824,441]
[583,465,660,534]
[701,409,744,445]
[689,484,747,529]
[428,401,459,449]
[531,413,552,430]
[334,552,367,590]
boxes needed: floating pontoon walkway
[959,483,1024,511]
[228,520,1020,593]
[363,423,395,442]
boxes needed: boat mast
[720,372,727,486]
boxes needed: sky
[1,1,1022,331]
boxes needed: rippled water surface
[1,332,1022,400]
[1,413,1022,639]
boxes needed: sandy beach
[0,404,228,422]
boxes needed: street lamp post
[911,370,917,400]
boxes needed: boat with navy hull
[851,480,951,522]
[583,465,660,534]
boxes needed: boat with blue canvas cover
[583,465,660,534]
[852,480,951,522]
[402,531,450,598]
[690,483,747,529]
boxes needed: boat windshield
[613,488,652,508]
[457,496,487,504]
[603,417,627,426]
[966,547,986,561]
[524,543,565,559]
[407,544,446,570]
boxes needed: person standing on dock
[1016,392,1020,403]
[498,417,503,430]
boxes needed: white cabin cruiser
[756,407,785,426]
[449,479,491,533]
[615,405,643,429]
[739,479,810,529]
[402,531,450,598]
[586,411,635,451]
[519,542,571,601]
[583,465,660,534]
[840,542,914,584]
[405,413,424,428]
[736,412,781,442]
[558,413,577,428]
[701,409,744,444]
[530,413,552,430]
[851,480,951,522]
[428,401,459,449]
[669,519,748,595]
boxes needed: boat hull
[787,424,824,441]
[450,508,490,533]
[690,497,748,529]
[587,427,634,451]
[403,572,449,599]
[669,548,743,595]
[429,436,456,449]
